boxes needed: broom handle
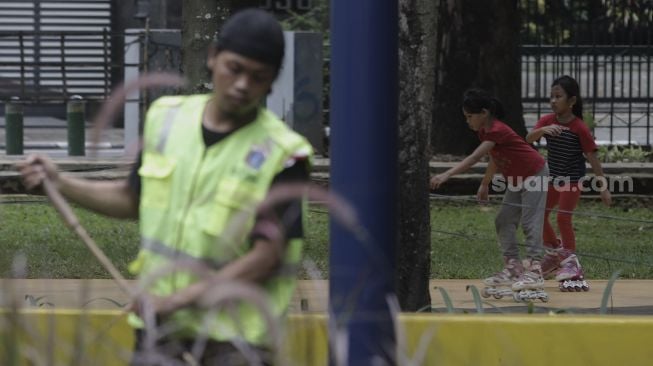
[42,179,133,296]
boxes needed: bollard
[5,98,24,155]
[67,95,85,156]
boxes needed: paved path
[3,279,652,315]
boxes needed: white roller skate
[481,257,522,300]
[556,251,589,292]
[512,259,549,302]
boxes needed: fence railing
[520,45,652,144]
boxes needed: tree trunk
[397,0,437,311]
[181,0,231,93]
[432,0,524,155]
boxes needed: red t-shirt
[534,113,597,181]
[478,120,545,181]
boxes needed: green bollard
[67,96,85,156]
[5,98,24,155]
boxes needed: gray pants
[495,165,548,260]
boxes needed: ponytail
[489,98,506,119]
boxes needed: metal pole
[5,97,24,155]
[67,95,85,156]
[329,0,398,364]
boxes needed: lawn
[1,196,652,280]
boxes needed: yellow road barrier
[2,310,653,365]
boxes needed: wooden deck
[2,279,653,315]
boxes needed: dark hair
[215,8,285,74]
[552,75,583,118]
[462,88,505,119]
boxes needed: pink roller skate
[511,259,549,302]
[541,239,562,279]
[481,257,523,300]
[556,251,589,292]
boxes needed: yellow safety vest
[128,94,313,346]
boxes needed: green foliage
[520,0,652,44]
[597,145,652,163]
[434,286,455,313]
[599,270,621,314]
[601,0,653,30]
[281,0,329,33]
[465,285,484,314]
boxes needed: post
[67,95,85,156]
[5,98,24,155]
[329,0,398,365]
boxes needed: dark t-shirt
[128,123,309,240]
[534,114,597,182]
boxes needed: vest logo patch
[246,147,267,170]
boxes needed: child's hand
[430,174,449,189]
[476,184,489,204]
[600,189,612,207]
[543,125,569,137]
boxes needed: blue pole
[329,0,398,364]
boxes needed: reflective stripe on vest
[156,106,180,153]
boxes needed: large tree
[181,0,223,93]
[432,0,525,155]
[397,0,437,311]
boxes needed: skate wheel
[574,286,582,292]
[559,283,567,292]
[493,293,502,300]
[582,285,590,292]
[541,295,549,303]
[481,288,491,298]
[513,292,521,302]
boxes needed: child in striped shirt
[526,75,612,290]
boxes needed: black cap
[216,8,285,73]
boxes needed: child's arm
[585,151,612,206]
[430,141,495,189]
[477,157,497,202]
[526,125,569,143]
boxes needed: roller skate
[556,251,589,292]
[541,240,562,279]
[481,257,523,300]
[511,259,549,302]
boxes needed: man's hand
[16,154,60,190]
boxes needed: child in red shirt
[526,75,611,291]
[431,88,548,301]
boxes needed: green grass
[1,196,652,280]
[0,197,139,279]
[430,197,653,279]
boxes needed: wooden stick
[41,179,133,296]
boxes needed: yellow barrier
[2,310,653,365]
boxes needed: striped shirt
[534,114,597,182]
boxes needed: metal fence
[519,0,653,145]
[0,0,114,103]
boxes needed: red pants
[543,182,581,251]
